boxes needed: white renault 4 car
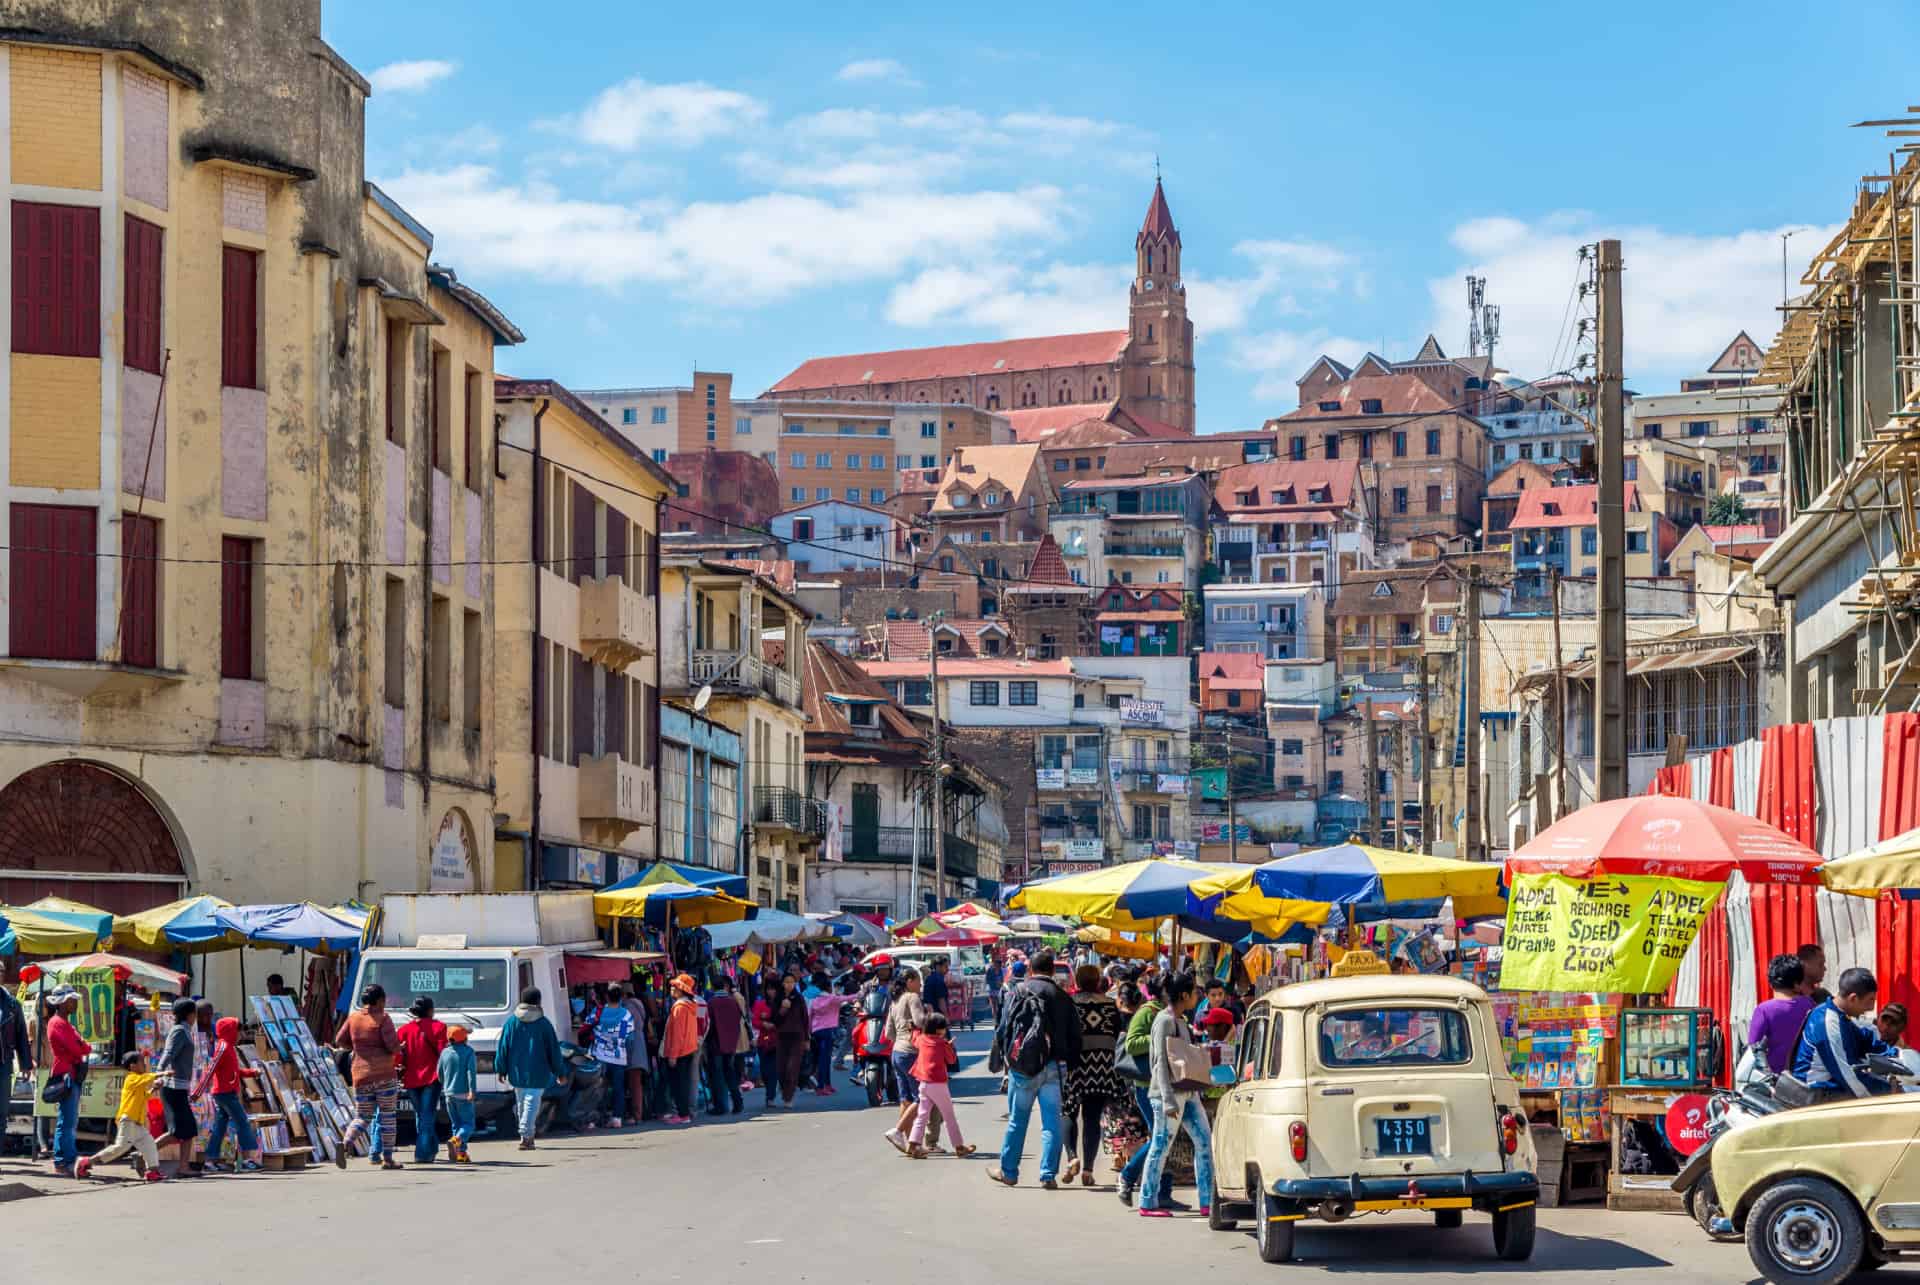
[1207,974,1539,1263]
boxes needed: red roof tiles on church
[766,331,1129,395]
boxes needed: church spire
[1137,177,1180,248]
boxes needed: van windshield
[1318,1007,1471,1068]
[362,957,510,1012]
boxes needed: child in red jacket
[907,1013,974,1159]
[193,1016,262,1171]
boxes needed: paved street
[0,1037,1816,1283]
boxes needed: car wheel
[1745,1177,1865,1285]
[1209,1188,1238,1232]
[1492,1203,1536,1262]
[1255,1178,1295,1264]
[1435,1208,1464,1230]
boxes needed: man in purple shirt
[1748,954,1815,1073]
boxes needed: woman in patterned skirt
[1061,963,1125,1187]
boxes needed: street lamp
[1781,227,1806,317]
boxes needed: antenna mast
[1466,275,1485,356]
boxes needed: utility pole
[1392,724,1407,851]
[1551,568,1570,820]
[1363,700,1379,847]
[929,610,946,911]
[1594,239,1628,801]
[1463,568,1484,861]
[1418,656,1433,850]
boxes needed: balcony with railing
[691,649,802,708]
[578,753,657,846]
[1105,538,1188,558]
[1115,758,1191,792]
[753,785,829,838]
[841,825,977,877]
[579,576,657,669]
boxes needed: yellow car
[1207,975,1539,1263]
[1711,1083,1920,1285]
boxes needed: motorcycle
[851,1010,893,1108]
[536,1041,607,1133]
[1672,1066,1786,1238]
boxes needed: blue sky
[325,1,1914,432]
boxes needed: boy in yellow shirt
[77,1051,162,1182]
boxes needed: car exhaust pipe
[1317,1200,1354,1223]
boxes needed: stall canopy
[917,925,1002,947]
[1010,858,1289,932]
[25,952,189,995]
[1005,914,1071,935]
[807,912,889,947]
[0,905,110,955]
[1819,829,1920,900]
[605,861,749,899]
[563,949,669,985]
[23,896,117,945]
[592,881,754,928]
[113,895,242,951]
[1191,845,1505,924]
[214,902,364,953]
[1507,796,1824,885]
[704,908,825,950]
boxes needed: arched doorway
[0,761,187,914]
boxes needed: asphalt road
[0,1035,1869,1283]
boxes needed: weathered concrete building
[492,380,674,889]
[0,3,521,973]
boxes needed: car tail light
[1499,1111,1522,1155]
[1289,1120,1308,1162]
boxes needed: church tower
[1121,177,1196,432]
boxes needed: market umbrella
[917,926,1003,947]
[1194,844,1504,916]
[1075,923,1155,960]
[23,896,117,946]
[940,901,999,920]
[1508,796,1825,885]
[0,905,109,955]
[1005,914,1072,935]
[607,860,749,899]
[705,909,826,950]
[951,914,1012,936]
[808,911,889,947]
[592,881,754,928]
[213,902,365,953]
[1010,858,1290,932]
[113,895,243,951]
[1819,828,1920,900]
[25,951,189,995]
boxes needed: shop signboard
[1500,872,1723,993]
[1035,768,1067,790]
[1067,768,1100,787]
[1155,773,1189,794]
[1196,820,1252,843]
[1064,837,1103,861]
[1040,861,1102,878]
[34,1066,124,1120]
[1120,699,1164,726]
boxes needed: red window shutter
[220,536,254,678]
[570,481,595,584]
[570,650,593,764]
[9,503,97,659]
[605,669,626,761]
[220,246,258,389]
[119,514,159,668]
[123,216,163,374]
[12,202,101,357]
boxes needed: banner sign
[1500,873,1722,994]
[1119,699,1164,725]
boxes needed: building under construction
[1754,115,1920,718]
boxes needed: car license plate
[1376,1116,1433,1155]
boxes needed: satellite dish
[693,685,712,713]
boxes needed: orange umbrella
[1508,797,1823,886]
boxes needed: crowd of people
[1743,942,1920,1100]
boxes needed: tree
[1707,491,1749,525]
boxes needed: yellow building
[492,380,673,888]
[659,555,815,908]
[0,5,521,999]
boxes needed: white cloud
[443,124,501,157]
[1231,329,1376,401]
[886,261,1130,335]
[369,60,457,95]
[769,106,1139,189]
[377,164,1066,303]
[835,58,920,87]
[573,78,767,149]
[1426,213,1841,382]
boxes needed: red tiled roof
[1012,534,1074,592]
[1197,652,1264,682]
[1121,410,1189,439]
[1024,418,1136,448]
[804,641,922,741]
[861,658,1074,679]
[732,559,799,594]
[1700,524,1768,545]
[1214,459,1359,515]
[881,617,1013,661]
[1004,404,1118,440]
[1277,373,1456,419]
[1484,460,1566,497]
[768,331,1128,394]
[1509,484,1641,530]
[1105,433,1278,477]
[1138,179,1180,246]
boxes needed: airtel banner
[1665,1093,1712,1156]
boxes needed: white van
[861,944,988,978]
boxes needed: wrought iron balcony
[842,824,977,877]
[753,785,828,838]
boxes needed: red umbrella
[917,926,1001,947]
[1508,796,1823,886]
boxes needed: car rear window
[1318,1007,1471,1067]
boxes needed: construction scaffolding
[1759,110,1920,712]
